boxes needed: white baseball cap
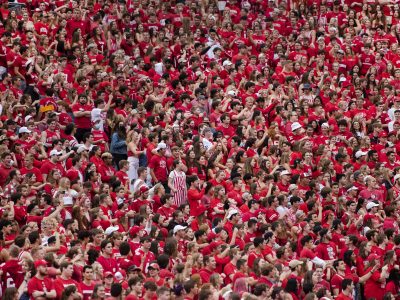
[24,115,33,123]
[156,142,167,151]
[280,170,291,176]
[18,127,31,134]
[227,209,239,219]
[49,149,62,156]
[291,122,302,131]
[105,226,119,236]
[355,150,368,159]
[173,225,187,234]
[366,202,379,210]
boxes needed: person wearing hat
[16,125,35,150]
[289,121,306,143]
[103,271,114,295]
[224,209,240,238]
[39,149,66,182]
[146,262,164,286]
[27,260,57,299]
[287,259,304,278]
[299,83,315,105]
[345,185,359,201]
[149,142,168,190]
[277,169,292,193]
[130,185,150,212]
[98,152,116,183]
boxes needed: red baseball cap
[139,186,149,194]
[34,260,47,268]
[129,226,144,236]
[367,253,380,261]
[379,131,388,138]
[159,269,174,279]
[104,271,113,278]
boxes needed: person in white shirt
[202,128,214,151]
[91,95,112,132]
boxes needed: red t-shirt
[54,277,81,299]
[97,255,119,273]
[72,103,94,129]
[27,276,55,297]
[148,154,168,182]
[79,282,96,300]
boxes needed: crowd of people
[1,0,400,299]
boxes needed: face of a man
[83,268,93,281]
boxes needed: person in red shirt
[0,152,15,187]
[1,245,24,290]
[132,236,156,274]
[97,240,119,273]
[216,113,236,138]
[98,152,116,183]
[54,261,83,299]
[27,260,57,299]
[187,176,205,215]
[315,229,338,260]
[20,154,42,183]
[79,265,96,300]
[182,279,198,300]
[247,237,265,269]
[149,142,168,188]
[198,255,217,284]
[72,94,94,143]
[156,194,176,220]
[300,235,327,268]
[331,259,348,296]
[336,279,354,300]
[40,149,66,182]
[223,247,241,284]
[125,277,143,300]
[115,160,129,187]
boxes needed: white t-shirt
[91,108,106,131]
